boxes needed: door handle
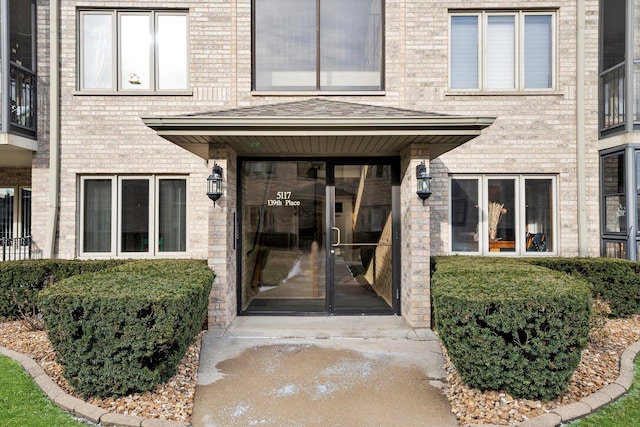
[331,227,341,247]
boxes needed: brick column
[207,146,238,329]
[400,144,432,328]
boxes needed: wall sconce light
[207,163,224,204]
[416,160,432,201]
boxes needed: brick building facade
[1,0,601,328]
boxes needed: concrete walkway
[2,315,638,426]
[191,316,458,427]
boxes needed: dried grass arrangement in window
[488,201,505,240]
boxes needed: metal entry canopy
[142,98,495,158]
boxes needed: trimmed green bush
[0,259,126,319]
[526,257,640,318]
[432,256,591,401]
[38,259,214,398]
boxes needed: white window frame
[480,175,522,254]
[79,176,116,257]
[155,177,189,256]
[118,176,153,255]
[448,10,557,91]
[0,186,31,239]
[18,187,32,238]
[78,9,189,93]
[449,175,558,256]
[79,175,188,258]
[0,187,16,239]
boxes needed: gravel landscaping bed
[1,315,639,425]
[0,320,201,423]
[443,314,640,426]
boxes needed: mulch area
[1,315,639,426]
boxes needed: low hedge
[432,256,591,401]
[526,258,640,318]
[38,259,214,398]
[0,259,126,319]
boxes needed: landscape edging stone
[0,339,638,427]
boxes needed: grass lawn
[572,359,640,426]
[0,355,89,427]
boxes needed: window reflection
[0,189,15,240]
[487,16,515,89]
[603,153,626,233]
[320,0,382,90]
[83,180,112,253]
[79,10,188,91]
[241,161,326,311]
[81,176,187,256]
[605,240,627,259]
[120,15,152,90]
[487,179,515,250]
[81,14,113,90]
[254,0,383,91]
[158,179,186,252]
[254,0,316,90]
[525,179,552,252]
[450,176,555,254]
[157,15,188,90]
[121,180,150,252]
[451,179,479,252]
[10,0,34,70]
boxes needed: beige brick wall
[207,147,238,329]
[31,0,51,257]
[34,1,232,260]
[401,145,433,328]
[405,1,601,258]
[29,0,601,328]
[0,168,31,187]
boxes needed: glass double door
[240,159,397,315]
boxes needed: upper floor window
[79,10,188,92]
[10,0,35,71]
[253,0,383,92]
[450,11,555,91]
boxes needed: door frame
[236,156,401,316]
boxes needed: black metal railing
[600,63,626,133]
[9,63,37,137]
[0,236,41,261]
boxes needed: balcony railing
[0,236,42,261]
[600,61,640,136]
[9,63,37,138]
[600,63,626,133]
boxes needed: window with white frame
[80,176,187,256]
[79,10,188,92]
[450,176,556,255]
[449,11,555,91]
[0,187,31,240]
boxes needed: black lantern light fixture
[416,160,432,201]
[207,163,224,204]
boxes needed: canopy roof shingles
[142,98,495,158]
